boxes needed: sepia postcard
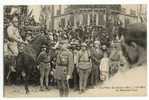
[3,4,147,97]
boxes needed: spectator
[90,41,103,87]
[99,52,109,81]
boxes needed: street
[4,64,147,97]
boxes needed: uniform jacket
[37,51,51,65]
[54,49,74,80]
[78,49,92,70]
[7,24,23,56]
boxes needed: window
[83,13,88,25]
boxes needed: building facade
[53,5,146,30]
[53,5,121,30]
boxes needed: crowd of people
[4,16,128,97]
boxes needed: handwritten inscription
[99,86,146,92]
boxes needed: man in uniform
[54,40,74,97]
[7,16,25,74]
[37,44,51,91]
[7,17,24,56]
[78,43,92,93]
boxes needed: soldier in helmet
[78,43,92,93]
[54,40,74,97]
[37,44,51,91]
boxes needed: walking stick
[65,79,70,97]
[66,79,70,89]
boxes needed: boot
[40,86,44,91]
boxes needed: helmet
[94,40,101,45]
[81,43,87,47]
[41,44,47,48]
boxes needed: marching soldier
[37,44,51,91]
[54,40,74,97]
[78,43,92,93]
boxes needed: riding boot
[64,87,69,97]
[40,86,44,91]
[45,86,50,90]
[59,89,64,97]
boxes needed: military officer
[37,44,51,91]
[7,17,24,56]
[54,40,74,97]
[7,17,25,73]
[78,43,92,93]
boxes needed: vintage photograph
[3,5,147,97]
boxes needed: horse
[15,33,51,94]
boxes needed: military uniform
[7,23,23,56]
[78,43,92,93]
[37,46,51,90]
[54,44,74,97]
[7,20,24,73]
